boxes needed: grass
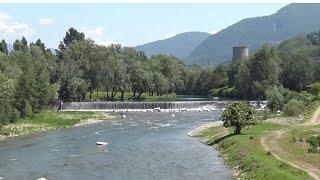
[278,127,320,168]
[302,100,320,122]
[196,123,310,179]
[0,110,104,138]
[85,91,177,101]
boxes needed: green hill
[134,32,210,59]
[278,30,320,59]
[187,3,320,65]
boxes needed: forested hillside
[135,32,210,59]
[187,3,320,65]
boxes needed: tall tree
[63,27,85,46]
[248,46,280,99]
[0,39,8,55]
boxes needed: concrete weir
[60,101,235,112]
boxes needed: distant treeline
[210,30,320,115]
[0,28,221,126]
[214,30,320,100]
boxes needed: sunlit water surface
[0,112,232,180]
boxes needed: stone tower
[232,46,249,60]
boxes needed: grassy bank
[195,124,310,179]
[0,110,110,141]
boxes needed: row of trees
[212,44,320,101]
[56,29,219,101]
[0,27,220,126]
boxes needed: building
[232,46,249,60]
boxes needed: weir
[60,101,235,112]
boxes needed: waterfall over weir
[60,101,234,112]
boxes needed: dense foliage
[0,28,220,126]
[220,102,256,134]
[213,30,320,116]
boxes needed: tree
[234,62,250,98]
[220,102,256,134]
[21,37,28,47]
[248,46,280,99]
[0,39,8,55]
[129,60,149,98]
[265,86,284,111]
[0,71,15,125]
[35,39,46,51]
[63,27,85,46]
[281,54,315,91]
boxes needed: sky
[0,3,288,48]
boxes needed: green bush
[308,146,318,153]
[311,82,320,96]
[282,99,304,116]
[306,135,320,153]
[266,87,284,111]
[220,102,257,134]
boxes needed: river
[0,111,232,180]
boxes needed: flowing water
[0,111,232,180]
[60,101,234,112]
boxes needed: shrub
[291,136,297,143]
[311,82,320,97]
[220,102,257,134]
[308,146,318,153]
[266,87,284,111]
[299,137,303,142]
[282,99,304,116]
[307,135,320,153]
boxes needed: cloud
[0,12,34,42]
[96,39,123,46]
[81,26,105,38]
[39,18,53,25]
[0,12,10,20]
[162,33,176,40]
[210,30,219,35]
[81,26,123,46]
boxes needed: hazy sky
[0,3,287,48]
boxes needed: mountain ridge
[186,3,320,65]
[134,31,210,59]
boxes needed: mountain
[187,3,320,65]
[135,32,210,59]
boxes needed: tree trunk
[106,89,109,101]
[111,88,117,101]
[133,89,136,97]
[120,90,125,101]
[234,126,241,134]
[89,91,92,100]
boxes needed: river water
[0,112,232,180]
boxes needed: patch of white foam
[60,105,218,113]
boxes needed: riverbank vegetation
[0,27,224,127]
[196,124,310,179]
[0,110,108,141]
[220,102,256,134]
[194,95,320,179]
